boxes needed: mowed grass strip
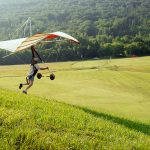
[0,88,150,149]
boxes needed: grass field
[0,89,150,149]
[0,56,150,149]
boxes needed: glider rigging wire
[9,17,32,39]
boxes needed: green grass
[0,89,150,149]
[0,56,150,149]
[0,56,150,122]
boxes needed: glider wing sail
[0,32,79,53]
[0,38,27,52]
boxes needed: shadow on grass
[45,98,150,136]
[76,106,150,136]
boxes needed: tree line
[0,0,149,64]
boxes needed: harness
[32,64,38,76]
[28,64,38,79]
[28,46,42,80]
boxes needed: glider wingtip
[77,41,80,45]
[74,40,80,45]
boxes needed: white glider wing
[0,32,79,52]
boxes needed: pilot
[19,46,48,94]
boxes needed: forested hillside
[0,0,150,64]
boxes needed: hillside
[0,88,150,149]
[0,0,149,38]
[0,0,149,64]
[0,56,150,123]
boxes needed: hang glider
[0,31,79,53]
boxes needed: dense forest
[0,0,150,64]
